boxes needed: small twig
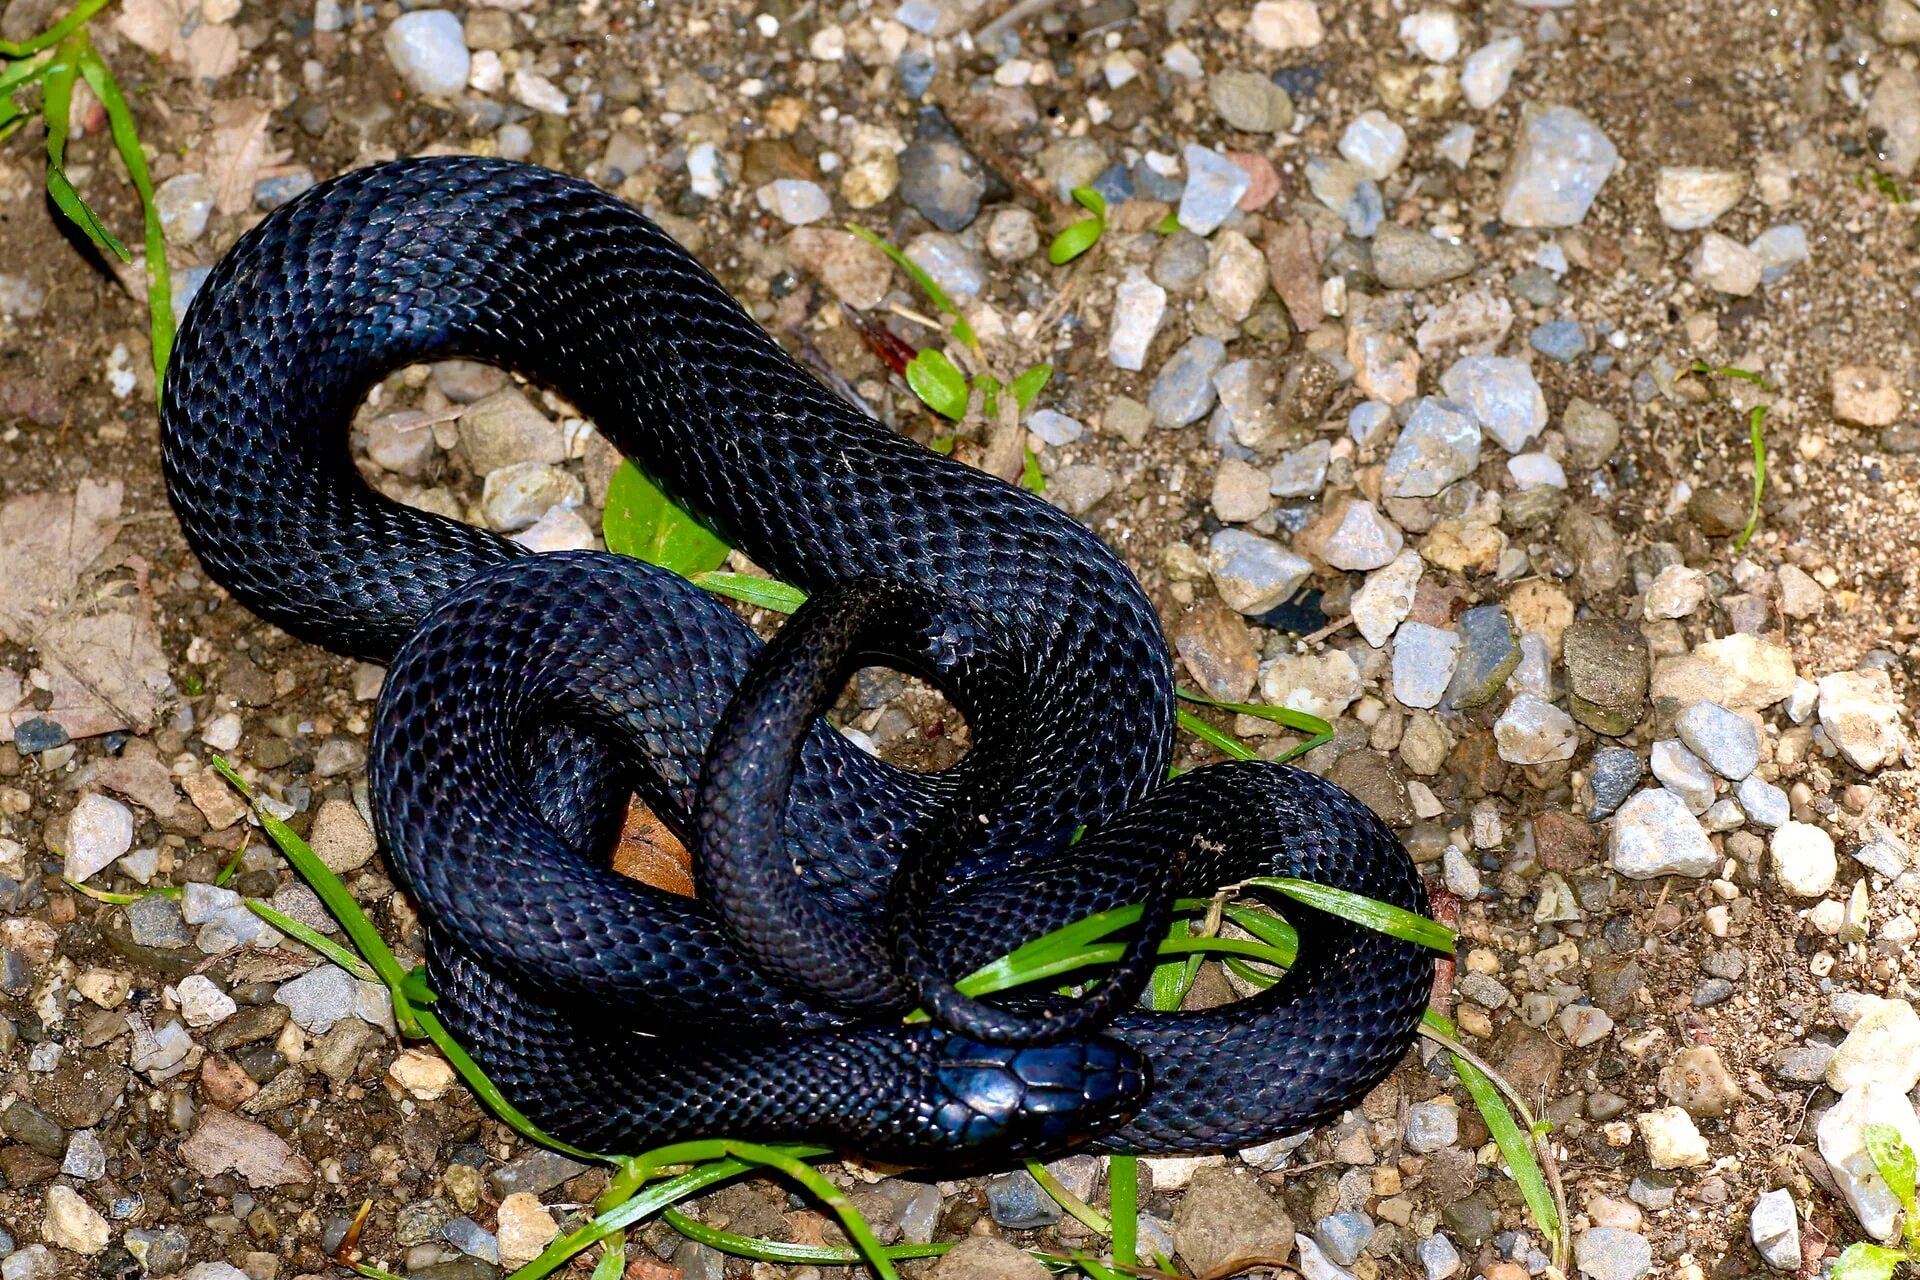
[1301,614,1354,646]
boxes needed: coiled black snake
[160,156,1431,1161]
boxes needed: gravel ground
[2,0,1919,1278]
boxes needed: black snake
[159,156,1431,1161]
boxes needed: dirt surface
[2,0,1919,1278]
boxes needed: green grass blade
[78,48,173,387]
[0,49,56,93]
[1149,918,1200,1012]
[663,1207,950,1265]
[1048,217,1104,265]
[1010,362,1052,409]
[954,904,1144,996]
[1245,877,1454,951]
[1109,1153,1139,1269]
[243,900,378,982]
[1219,904,1300,967]
[1175,707,1258,761]
[1026,1159,1111,1236]
[1734,405,1767,551]
[721,1141,900,1280]
[1176,688,1333,760]
[0,0,115,56]
[1688,359,1776,392]
[1020,445,1046,494]
[845,223,978,351]
[41,33,128,261]
[508,1159,757,1280]
[690,570,806,613]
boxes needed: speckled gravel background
[1,0,1919,1278]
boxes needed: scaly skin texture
[160,156,1432,1160]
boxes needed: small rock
[1587,747,1643,818]
[1771,821,1836,897]
[1831,365,1903,427]
[155,173,216,245]
[1405,1101,1458,1153]
[1372,225,1475,289]
[1659,1044,1741,1118]
[905,232,987,301]
[180,1107,313,1188]
[275,965,361,1033]
[1462,36,1524,109]
[64,793,134,884]
[1179,145,1254,235]
[1305,157,1383,237]
[1304,498,1403,571]
[1499,104,1619,228]
[42,1184,109,1255]
[929,1238,1048,1280]
[1108,270,1168,372]
[1676,702,1759,779]
[1736,776,1789,828]
[1441,355,1547,452]
[1338,111,1408,180]
[1248,0,1323,50]
[1270,438,1331,497]
[1867,67,1920,178]
[1296,1232,1357,1280]
[1352,551,1422,647]
[1494,693,1578,764]
[177,974,237,1028]
[1611,789,1717,878]
[1563,618,1649,734]
[984,207,1039,261]
[1750,224,1809,282]
[1637,1106,1710,1169]
[1385,398,1479,497]
[383,10,470,97]
[1749,1189,1799,1270]
[1391,621,1463,710]
[1818,1080,1920,1242]
[61,1129,106,1180]
[495,1193,558,1269]
[459,386,564,474]
[1817,668,1907,772]
[1150,336,1227,428]
[1210,69,1293,133]
[1655,167,1746,230]
[1691,233,1763,296]
[1174,1166,1295,1280]
[1829,997,1920,1094]
[1260,649,1361,723]
[1048,464,1115,516]
[985,1170,1060,1229]
[1417,1233,1462,1280]
[481,462,582,532]
[1205,230,1269,322]
[1560,1004,1614,1047]
[1574,1227,1651,1280]
[755,179,830,226]
[1445,605,1520,709]
[1529,319,1587,363]
[898,110,987,232]
[307,797,377,873]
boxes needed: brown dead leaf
[112,0,188,61]
[185,20,242,81]
[204,100,289,215]
[610,797,695,896]
[0,481,171,737]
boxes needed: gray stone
[1177,146,1253,236]
[1868,67,1920,179]
[1405,1101,1458,1153]
[1749,1189,1799,1270]
[1210,69,1293,133]
[1530,319,1588,362]
[1371,224,1476,289]
[1393,623,1462,710]
[155,173,215,245]
[383,10,470,97]
[1208,530,1313,615]
[1587,747,1644,819]
[1676,702,1759,779]
[458,386,564,475]
[898,109,987,232]
[1499,104,1619,228]
[127,895,194,948]
[905,231,987,301]
[2,1100,66,1157]
[1734,776,1787,828]
[1442,355,1547,452]
[441,1216,501,1264]
[1562,398,1622,470]
[1305,157,1383,237]
[1651,740,1716,814]
[1445,605,1520,709]
[985,1170,1060,1229]
[1574,1227,1651,1280]
[1610,788,1717,878]
[275,965,361,1033]
[1385,398,1479,497]
[124,1227,191,1275]
[1150,336,1228,429]
[1417,1233,1462,1280]
[61,1129,106,1180]
[1563,618,1648,735]
[1174,1166,1296,1279]
[1313,1213,1375,1267]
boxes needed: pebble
[1771,821,1836,897]
[1179,145,1253,235]
[1750,224,1809,282]
[1818,1080,1920,1242]
[275,965,362,1034]
[1435,122,1476,167]
[1405,1101,1458,1153]
[1349,400,1393,446]
[1442,846,1480,897]
[1174,1167,1296,1280]
[1659,1044,1741,1117]
[1749,1190,1799,1270]
[1150,336,1227,428]
[1499,104,1619,228]
[1270,438,1331,497]
[125,1228,191,1275]
[61,1129,106,1180]
[1314,1213,1376,1267]
[905,232,986,301]
[1392,623,1462,710]
[986,1170,1060,1228]
[1611,788,1718,878]
[1651,740,1715,813]
[43,1184,109,1255]
[494,1193,557,1269]
[1563,617,1649,734]
[1508,452,1567,488]
[1210,70,1293,133]
[130,1018,193,1074]
[1209,530,1313,614]
[309,797,378,872]
[1206,230,1268,321]
[1417,1233,1462,1280]
[481,462,582,532]
[1587,748,1643,818]
[1560,1003,1614,1047]
[1574,1227,1651,1280]
[1829,997,1920,1093]
[929,1238,1048,1280]
[1305,158,1383,237]
[985,208,1039,261]
[388,1048,459,1100]
[65,793,135,884]
[1529,319,1587,362]
[1441,356,1547,452]
[1655,167,1746,230]
[255,169,315,210]
[1352,551,1422,647]
[489,1149,593,1198]
[1108,270,1167,372]
[1371,224,1476,289]
[155,173,215,245]
[1249,0,1324,50]
[1445,605,1520,709]
[1831,365,1903,427]
[1027,410,1084,448]
[1462,37,1524,109]
[1260,650,1361,722]
[1385,397,1479,496]
[1816,669,1906,772]
[1309,498,1403,571]
[1638,1106,1710,1169]
[1399,8,1462,60]
[2,1248,51,1280]
[1867,67,1920,178]
[383,10,470,97]
[1494,693,1578,764]
[687,142,725,199]
[897,111,985,232]
[1211,459,1273,523]
[755,179,830,226]
[1675,702,1759,779]
[177,974,237,1027]
[1048,464,1115,516]
[1338,111,1408,180]
[1691,233,1762,296]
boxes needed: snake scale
[160,156,1432,1161]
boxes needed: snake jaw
[928,1031,1147,1152]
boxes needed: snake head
[925,1031,1147,1153]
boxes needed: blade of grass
[0,0,115,55]
[1175,707,1257,761]
[244,900,379,982]
[1734,404,1767,551]
[508,1158,759,1280]
[1176,688,1333,760]
[1244,877,1455,952]
[663,1207,950,1265]
[79,47,175,388]
[1027,1159,1111,1236]
[845,223,978,351]
[720,1141,900,1280]
[42,31,129,261]
[1109,1152,1139,1271]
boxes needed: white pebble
[382,10,470,98]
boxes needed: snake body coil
[161,157,1431,1161]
